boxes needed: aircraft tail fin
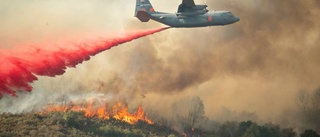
[135,0,156,22]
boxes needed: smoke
[1,0,320,131]
[112,0,320,124]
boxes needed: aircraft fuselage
[134,0,240,28]
[150,11,239,28]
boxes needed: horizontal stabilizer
[136,11,151,22]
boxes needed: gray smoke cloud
[117,0,320,125]
[1,0,320,131]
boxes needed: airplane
[135,0,240,28]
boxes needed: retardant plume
[0,27,169,96]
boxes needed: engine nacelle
[191,5,208,10]
[177,9,207,16]
[178,4,208,13]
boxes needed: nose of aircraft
[234,17,240,22]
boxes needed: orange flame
[43,101,153,125]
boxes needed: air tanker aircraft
[135,0,240,28]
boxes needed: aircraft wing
[178,0,207,15]
[182,0,196,7]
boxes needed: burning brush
[42,100,153,125]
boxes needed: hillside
[0,111,178,137]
